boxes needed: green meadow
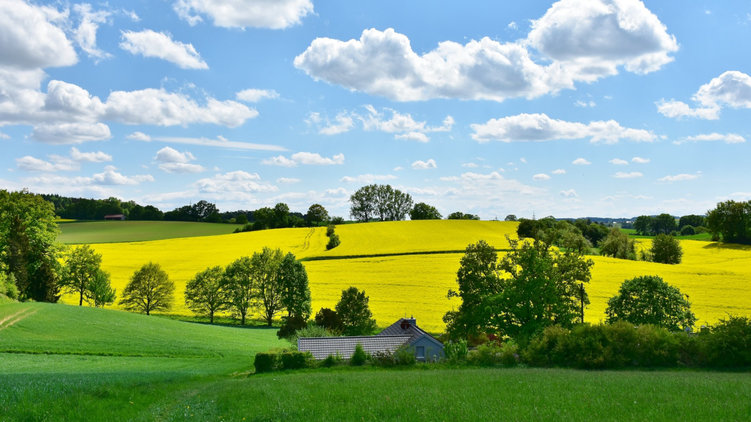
[2,302,750,421]
[57,221,243,244]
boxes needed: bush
[326,233,340,250]
[280,351,312,370]
[444,340,469,363]
[606,275,696,331]
[703,316,751,367]
[314,308,343,334]
[350,343,368,366]
[321,353,344,367]
[288,324,333,347]
[499,341,520,367]
[0,273,18,300]
[468,342,504,366]
[371,348,416,367]
[599,228,636,260]
[523,325,570,367]
[680,225,696,236]
[650,234,683,264]
[277,315,308,340]
[326,224,336,237]
[253,353,277,373]
[330,216,345,225]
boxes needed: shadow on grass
[702,242,751,252]
[157,314,279,331]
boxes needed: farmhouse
[298,317,444,361]
[104,214,125,220]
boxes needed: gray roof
[378,318,443,348]
[298,335,411,360]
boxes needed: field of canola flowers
[60,220,751,333]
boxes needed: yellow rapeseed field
[61,221,751,333]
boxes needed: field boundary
[300,248,512,261]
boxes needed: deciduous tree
[650,234,683,264]
[306,204,329,226]
[60,245,103,306]
[185,266,227,323]
[599,228,636,260]
[605,275,696,331]
[409,202,442,220]
[223,256,254,325]
[251,247,285,326]
[85,270,116,308]
[336,287,377,336]
[706,200,751,244]
[119,262,174,315]
[279,253,311,319]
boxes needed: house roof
[298,335,412,360]
[377,318,443,348]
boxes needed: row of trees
[706,200,751,244]
[349,185,414,222]
[42,194,163,221]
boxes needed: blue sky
[1,0,750,219]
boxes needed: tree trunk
[210,311,214,324]
[241,312,246,325]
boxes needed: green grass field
[1,302,750,420]
[622,227,713,241]
[57,220,243,244]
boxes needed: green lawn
[57,220,243,244]
[621,228,713,241]
[2,302,750,420]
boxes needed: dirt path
[0,307,38,332]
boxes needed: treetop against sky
[1,0,750,218]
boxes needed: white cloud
[462,162,479,168]
[16,155,77,172]
[358,106,453,142]
[104,88,256,127]
[263,152,345,167]
[575,100,596,108]
[613,171,643,179]
[73,4,112,61]
[471,113,656,144]
[659,173,700,182]
[411,159,437,170]
[0,0,77,69]
[340,174,397,183]
[658,71,751,119]
[92,166,154,185]
[194,171,277,195]
[560,189,578,198]
[674,133,746,145]
[609,158,628,165]
[236,89,279,103]
[154,146,205,173]
[31,122,111,144]
[174,0,313,29]
[318,113,355,135]
[295,2,676,102]
[533,173,551,181]
[552,169,566,175]
[70,147,112,162]
[149,135,284,151]
[572,158,591,165]
[120,30,208,69]
[127,131,151,141]
[631,156,650,164]
[395,132,430,143]
[276,177,301,184]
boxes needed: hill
[57,220,244,244]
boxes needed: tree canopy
[409,202,442,220]
[650,234,683,264]
[305,204,329,226]
[184,266,227,323]
[119,262,174,315]
[706,200,751,244]
[445,239,593,344]
[599,227,636,260]
[336,287,377,336]
[60,245,103,306]
[349,184,413,222]
[605,275,696,331]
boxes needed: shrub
[444,340,469,363]
[326,233,340,250]
[680,225,696,236]
[371,350,397,367]
[599,228,636,260]
[703,316,751,367]
[326,224,336,237]
[606,275,696,331]
[468,342,503,366]
[523,325,570,367]
[394,346,417,366]
[314,308,343,334]
[321,352,344,367]
[330,216,345,225]
[499,341,520,367]
[277,315,308,340]
[280,351,312,370]
[253,353,277,373]
[350,343,368,366]
[288,324,333,347]
[0,272,18,300]
[650,234,683,264]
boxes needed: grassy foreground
[57,220,243,244]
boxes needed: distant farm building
[298,317,444,361]
[104,214,125,220]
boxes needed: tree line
[349,184,479,222]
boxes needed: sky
[1,0,751,219]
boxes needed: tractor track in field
[301,227,315,251]
[0,307,38,332]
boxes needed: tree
[85,270,116,308]
[599,228,636,260]
[504,214,517,222]
[306,204,329,226]
[350,184,413,222]
[679,214,705,229]
[447,212,480,220]
[251,247,285,326]
[278,253,311,319]
[445,239,593,343]
[650,234,683,264]
[223,256,254,325]
[349,185,377,222]
[273,203,290,228]
[185,266,227,323]
[314,308,343,334]
[706,200,751,244]
[653,213,678,235]
[336,287,377,336]
[633,215,654,235]
[0,189,61,302]
[119,262,174,315]
[605,275,696,331]
[409,202,442,220]
[60,245,103,306]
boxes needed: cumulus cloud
[194,171,277,195]
[0,0,77,70]
[658,71,751,119]
[16,155,77,172]
[92,166,154,185]
[120,30,208,69]
[31,122,111,144]
[70,147,112,162]
[276,177,301,184]
[613,171,643,179]
[127,131,151,141]
[174,0,313,29]
[572,158,591,165]
[154,146,204,173]
[295,1,677,102]
[659,173,700,182]
[263,152,345,167]
[560,189,578,198]
[552,169,566,175]
[411,159,437,170]
[316,113,355,135]
[674,133,746,145]
[147,135,284,151]
[236,89,279,103]
[631,156,650,164]
[533,173,551,181]
[609,158,629,165]
[311,106,453,142]
[73,4,112,61]
[471,113,656,144]
[340,174,397,183]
